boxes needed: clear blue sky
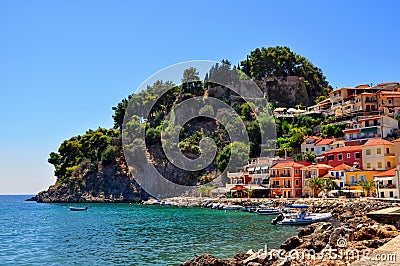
[0,0,399,194]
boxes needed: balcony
[270,184,280,188]
[381,184,397,189]
[281,173,291,177]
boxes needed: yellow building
[362,138,395,171]
[344,170,381,196]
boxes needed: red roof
[271,162,305,169]
[302,163,333,170]
[315,138,335,146]
[330,164,357,171]
[392,138,400,143]
[302,136,321,145]
[374,168,396,177]
[324,145,362,154]
[363,138,393,147]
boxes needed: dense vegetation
[48,46,334,187]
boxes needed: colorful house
[373,168,400,198]
[301,137,336,155]
[318,146,362,169]
[269,161,305,198]
[301,164,333,197]
[344,170,381,196]
[343,115,398,146]
[362,138,395,171]
[328,164,355,189]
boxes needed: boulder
[280,236,303,251]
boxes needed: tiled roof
[363,138,393,147]
[392,138,400,143]
[324,146,362,154]
[271,162,305,169]
[302,136,321,145]
[374,168,396,177]
[315,138,335,146]
[302,163,333,169]
[330,164,357,171]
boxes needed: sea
[0,195,299,265]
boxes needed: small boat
[211,202,221,209]
[222,204,242,211]
[271,204,331,225]
[257,207,281,215]
[276,212,332,225]
[142,198,162,205]
[69,206,88,211]
[242,206,258,213]
[162,201,178,206]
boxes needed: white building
[373,168,400,198]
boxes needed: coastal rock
[180,254,229,266]
[280,236,303,251]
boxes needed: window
[389,99,393,105]
[367,163,371,168]
[388,161,391,168]
[295,180,299,186]
[295,169,299,174]
[311,148,314,152]
[313,170,317,176]
[377,148,382,154]
[338,154,343,161]
[366,149,371,155]
[328,155,334,161]
[350,175,356,185]
[355,152,361,159]
[387,148,390,154]
[306,148,308,152]
[359,175,366,183]
[378,162,383,168]
[347,153,350,159]
[390,191,394,198]
[322,147,325,151]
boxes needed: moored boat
[271,204,332,225]
[69,206,88,211]
[257,207,281,215]
[222,204,242,211]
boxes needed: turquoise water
[0,195,299,265]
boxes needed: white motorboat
[271,204,332,225]
[278,212,332,225]
[222,204,242,211]
[257,207,281,215]
[142,198,162,205]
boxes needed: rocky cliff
[29,159,148,203]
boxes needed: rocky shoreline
[180,198,400,266]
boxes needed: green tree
[309,177,325,197]
[216,142,249,172]
[303,152,316,164]
[356,181,375,196]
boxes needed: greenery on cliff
[46,46,333,193]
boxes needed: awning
[374,177,394,181]
[255,167,261,171]
[248,167,255,171]
[316,156,324,160]
[261,166,269,170]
